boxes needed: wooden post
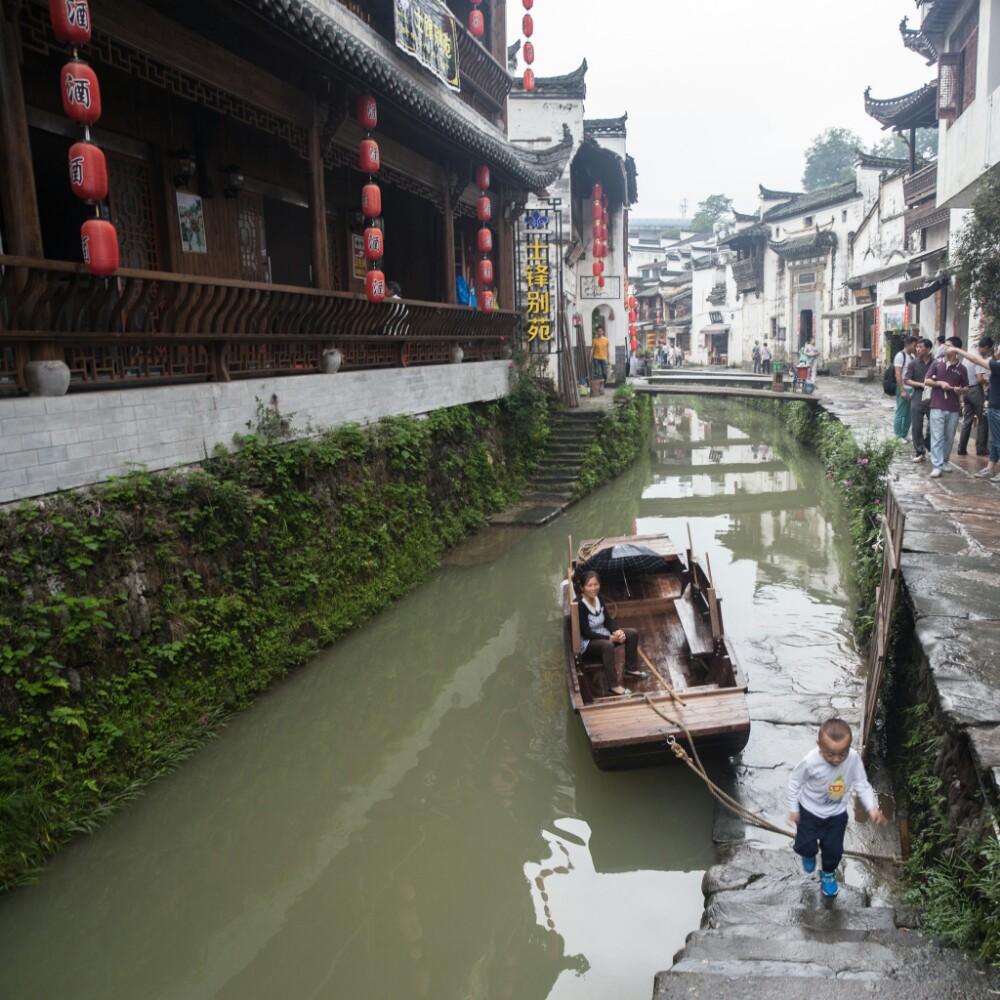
[308,96,331,290]
[0,9,43,258]
[443,183,457,304]
[1,8,57,370]
[497,201,515,311]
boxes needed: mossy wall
[0,384,551,890]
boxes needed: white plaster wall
[0,363,512,504]
[937,0,1000,206]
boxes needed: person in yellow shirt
[592,328,609,382]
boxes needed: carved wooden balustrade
[0,256,517,393]
[731,257,761,294]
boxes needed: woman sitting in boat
[577,570,646,697]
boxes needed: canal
[0,398,859,1000]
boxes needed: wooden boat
[562,532,750,769]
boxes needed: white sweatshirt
[786,746,877,817]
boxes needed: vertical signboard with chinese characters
[394,0,461,92]
[517,204,562,353]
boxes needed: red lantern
[357,94,378,130]
[592,260,604,277]
[68,141,107,204]
[361,182,381,218]
[601,225,608,242]
[469,9,484,36]
[522,14,533,36]
[629,311,637,323]
[592,183,602,201]
[470,0,482,3]
[81,218,118,277]
[629,296,637,310]
[478,258,494,286]
[630,338,638,352]
[601,194,608,210]
[366,269,386,303]
[592,202,601,221]
[49,0,91,45]
[522,0,533,7]
[523,41,535,65]
[359,139,380,174]
[523,69,535,91]
[481,290,495,312]
[597,275,605,288]
[363,226,384,261]
[476,196,491,222]
[475,164,490,191]
[602,210,608,226]
[477,228,493,253]
[61,61,101,124]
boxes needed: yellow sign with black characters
[394,0,460,92]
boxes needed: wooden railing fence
[860,485,906,759]
[0,256,517,392]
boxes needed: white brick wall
[0,363,512,504]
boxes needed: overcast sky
[507,0,936,219]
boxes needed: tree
[868,129,939,161]
[802,128,862,191]
[953,170,1000,340]
[690,194,734,233]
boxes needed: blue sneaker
[820,871,838,897]
[801,855,816,874]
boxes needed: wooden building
[0,0,568,393]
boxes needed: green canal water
[0,399,858,999]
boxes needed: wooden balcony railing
[731,257,761,294]
[0,256,517,394]
[903,162,937,206]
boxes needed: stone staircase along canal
[652,845,1000,998]
[489,407,606,526]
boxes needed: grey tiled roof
[255,0,568,190]
[864,82,938,131]
[762,181,858,222]
[769,231,838,260]
[511,59,588,97]
[584,114,628,136]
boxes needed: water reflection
[0,400,857,1000]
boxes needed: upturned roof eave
[253,0,563,191]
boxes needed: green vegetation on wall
[574,386,652,498]
[0,378,550,891]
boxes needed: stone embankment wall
[0,363,511,503]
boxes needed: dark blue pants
[793,805,848,874]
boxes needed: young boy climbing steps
[786,718,887,897]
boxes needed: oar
[638,647,687,706]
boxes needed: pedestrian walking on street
[761,341,772,374]
[957,337,993,456]
[752,340,761,374]
[787,718,887,898]
[905,338,934,462]
[925,337,969,478]
[893,335,918,439]
[947,340,1000,481]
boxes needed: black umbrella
[580,543,666,595]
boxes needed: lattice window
[106,152,160,270]
[237,194,267,283]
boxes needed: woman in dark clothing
[576,570,645,697]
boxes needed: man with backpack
[892,336,919,440]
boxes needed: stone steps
[653,845,1000,999]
